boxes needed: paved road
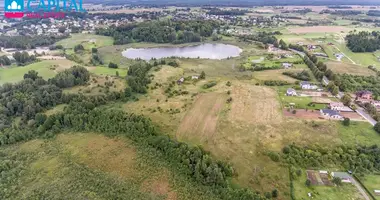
[356,107,377,126]
[333,46,356,64]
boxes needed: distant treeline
[281,8,312,14]
[96,20,219,45]
[206,8,249,15]
[0,35,68,49]
[368,10,380,16]
[346,31,380,52]
[320,9,362,15]
[327,5,352,9]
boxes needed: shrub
[375,122,380,134]
[109,62,118,69]
[202,81,217,89]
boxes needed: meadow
[0,59,76,84]
[0,133,219,200]
[56,33,114,49]
[360,175,380,200]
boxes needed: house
[300,81,318,90]
[177,77,184,85]
[374,190,380,196]
[356,90,373,100]
[371,101,380,107]
[191,75,199,80]
[320,109,343,119]
[319,170,328,174]
[329,102,344,110]
[282,63,292,69]
[286,88,297,96]
[331,172,351,183]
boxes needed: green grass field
[0,59,76,84]
[0,133,218,200]
[88,66,128,76]
[56,34,114,49]
[360,175,380,200]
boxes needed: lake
[122,43,242,60]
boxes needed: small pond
[122,43,242,60]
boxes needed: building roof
[356,90,372,95]
[300,81,310,86]
[287,88,296,93]
[321,109,341,116]
[332,172,350,179]
[330,102,344,107]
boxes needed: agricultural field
[0,59,76,84]
[0,133,218,200]
[253,69,311,82]
[326,61,376,76]
[56,34,114,49]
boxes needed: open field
[177,93,227,143]
[253,69,306,82]
[56,34,114,49]
[326,61,376,76]
[0,132,217,200]
[360,175,380,200]
[288,26,350,34]
[0,59,76,84]
[228,84,283,124]
[44,104,67,116]
[86,66,128,77]
[294,169,365,200]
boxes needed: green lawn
[280,95,327,110]
[0,60,76,84]
[56,34,114,49]
[88,66,128,76]
[338,122,380,146]
[360,175,380,200]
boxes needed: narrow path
[333,46,356,64]
[350,175,371,200]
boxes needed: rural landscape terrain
[2,1,380,200]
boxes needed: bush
[305,179,311,187]
[202,81,217,89]
[109,62,118,69]
[343,118,350,126]
[375,123,380,134]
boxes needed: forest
[96,20,220,45]
[334,74,380,97]
[206,8,249,15]
[367,10,380,16]
[282,70,312,81]
[0,35,68,49]
[346,31,380,52]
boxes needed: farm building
[356,90,373,100]
[320,109,343,119]
[374,190,380,196]
[300,81,318,90]
[282,63,292,69]
[331,172,351,183]
[286,88,297,96]
[191,75,199,80]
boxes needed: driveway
[356,107,377,126]
[349,174,371,200]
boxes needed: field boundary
[353,174,377,200]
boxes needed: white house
[282,63,293,69]
[191,75,199,80]
[320,109,343,119]
[300,81,318,90]
[286,88,297,96]
[329,102,345,110]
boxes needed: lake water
[122,43,242,60]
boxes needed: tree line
[0,35,68,49]
[96,20,220,45]
[206,8,249,15]
[346,31,380,52]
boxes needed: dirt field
[177,93,227,143]
[341,112,365,121]
[229,84,283,124]
[326,61,376,76]
[284,109,322,120]
[307,170,332,186]
[311,97,334,104]
[289,26,350,34]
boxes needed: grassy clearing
[293,169,366,200]
[0,133,218,200]
[280,95,327,110]
[253,69,307,82]
[87,66,128,76]
[337,122,380,146]
[326,61,376,76]
[44,104,67,116]
[63,75,125,96]
[360,175,380,200]
[0,59,76,84]
[56,34,114,49]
